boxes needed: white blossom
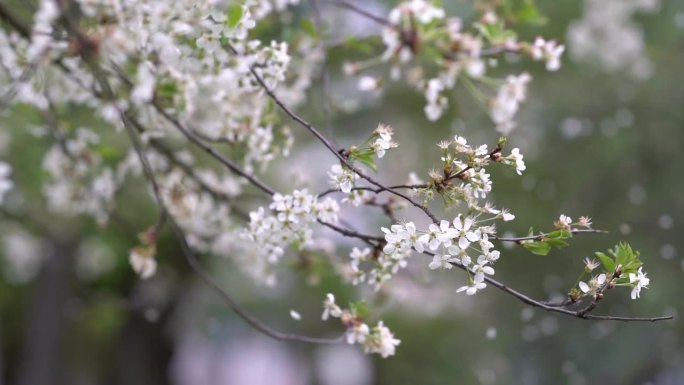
[579,273,606,295]
[363,321,401,358]
[629,267,650,299]
[322,293,343,320]
[129,247,157,279]
[328,164,357,193]
[358,76,380,92]
[428,253,455,270]
[289,309,302,320]
[531,37,565,71]
[0,162,13,205]
[346,323,370,345]
[584,257,600,272]
[456,279,487,295]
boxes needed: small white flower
[372,124,397,158]
[343,62,359,75]
[358,76,380,92]
[363,321,400,358]
[509,148,526,175]
[532,37,565,71]
[428,253,454,270]
[350,247,371,270]
[456,280,487,295]
[453,215,480,250]
[472,263,495,282]
[328,164,357,193]
[346,323,370,344]
[501,209,515,221]
[629,267,650,299]
[583,257,600,272]
[289,309,302,320]
[0,162,14,204]
[556,214,572,230]
[322,293,342,320]
[129,246,157,279]
[424,78,447,121]
[578,273,606,295]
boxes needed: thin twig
[332,0,394,27]
[495,228,608,243]
[318,183,424,197]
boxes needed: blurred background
[0,0,683,384]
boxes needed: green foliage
[349,300,370,318]
[300,19,318,38]
[595,243,643,279]
[522,228,572,256]
[501,0,548,26]
[342,36,376,54]
[476,22,517,45]
[349,148,377,172]
[227,4,243,28]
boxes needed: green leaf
[343,37,374,54]
[523,241,551,256]
[544,238,569,249]
[156,81,178,98]
[595,251,615,273]
[349,301,369,318]
[350,150,377,172]
[94,145,120,160]
[612,242,639,268]
[300,19,318,38]
[547,229,572,239]
[515,1,547,26]
[227,4,243,28]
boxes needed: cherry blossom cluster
[421,136,525,209]
[322,293,401,358]
[0,0,323,280]
[346,0,564,131]
[577,266,650,301]
[243,189,340,264]
[551,216,653,302]
[344,135,521,293]
[0,0,319,222]
[363,213,508,294]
